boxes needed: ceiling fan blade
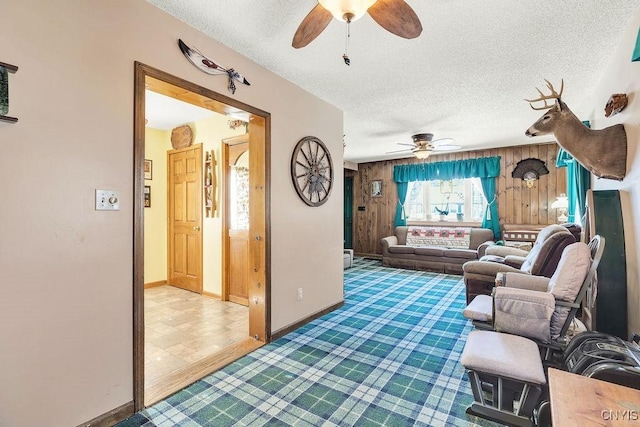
[386,148,412,154]
[292,4,333,48]
[433,144,462,151]
[368,0,422,39]
[432,138,454,145]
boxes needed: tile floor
[145,285,249,389]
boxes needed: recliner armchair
[462,224,576,303]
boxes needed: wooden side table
[548,368,640,426]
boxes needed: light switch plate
[96,189,120,211]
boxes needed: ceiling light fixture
[412,146,432,160]
[317,0,377,65]
[318,0,377,22]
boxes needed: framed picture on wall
[144,185,151,208]
[371,180,382,197]
[144,159,153,180]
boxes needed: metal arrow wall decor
[178,39,250,95]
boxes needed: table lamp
[551,193,569,223]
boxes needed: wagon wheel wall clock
[291,136,334,207]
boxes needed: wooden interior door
[229,228,249,305]
[223,136,250,306]
[168,144,203,293]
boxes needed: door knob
[193,226,200,231]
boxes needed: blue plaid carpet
[118,258,499,426]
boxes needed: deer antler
[525,79,564,110]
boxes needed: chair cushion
[503,255,527,268]
[479,254,506,263]
[520,225,570,273]
[485,245,529,258]
[461,330,546,385]
[463,294,493,322]
[548,243,591,301]
[547,242,591,337]
[493,287,555,342]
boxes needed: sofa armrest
[503,273,550,292]
[462,260,524,278]
[380,236,398,256]
[485,245,530,258]
[476,241,494,258]
[493,287,555,342]
[503,255,526,269]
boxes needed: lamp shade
[551,193,569,209]
[318,0,377,21]
[551,193,569,223]
[413,147,431,160]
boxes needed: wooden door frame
[133,62,271,411]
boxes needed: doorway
[344,176,353,249]
[133,62,271,410]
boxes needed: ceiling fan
[386,133,461,159]
[292,0,422,50]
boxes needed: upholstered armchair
[462,224,576,303]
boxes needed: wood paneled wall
[348,143,566,255]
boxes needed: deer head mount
[525,79,627,181]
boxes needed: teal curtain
[556,148,591,223]
[574,164,591,223]
[633,27,640,61]
[393,156,501,236]
[480,177,500,237]
[393,156,501,182]
[394,182,408,226]
[556,121,591,223]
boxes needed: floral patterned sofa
[381,226,495,275]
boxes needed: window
[405,179,487,222]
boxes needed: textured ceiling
[146,0,640,163]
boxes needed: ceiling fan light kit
[412,147,431,160]
[318,0,377,22]
[385,132,461,159]
[292,0,423,56]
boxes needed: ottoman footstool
[461,330,546,427]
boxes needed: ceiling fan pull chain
[343,21,351,66]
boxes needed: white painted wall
[586,10,640,337]
[0,1,343,425]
